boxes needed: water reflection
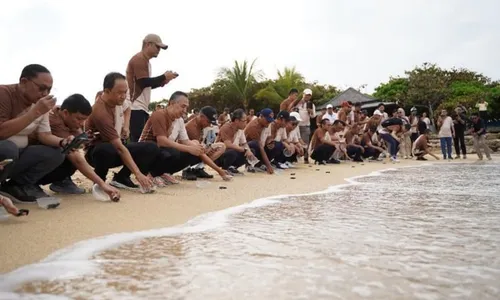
[16,163,500,299]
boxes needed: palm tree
[218,59,261,110]
[255,67,305,106]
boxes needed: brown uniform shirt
[217,122,237,143]
[310,128,327,151]
[49,108,81,138]
[85,97,119,146]
[126,52,149,102]
[244,118,266,143]
[185,118,204,142]
[139,109,176,143]
[279,98,294,111]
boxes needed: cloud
[1,0,499,105]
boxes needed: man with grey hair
[127,33,179,142]
[293,88,315,163]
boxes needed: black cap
[200,106,218,125]
[276,110,290,121]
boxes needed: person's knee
[38,146,65,168]
[0,140,20,161]
[140,142,160,157]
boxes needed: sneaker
[227,166,243,176]
[277,162,289,169]
[246,165,256,173]
[284,161,294,168]
[1,184,37,203]
[326,158,341,164]
[454,156,460,159]
[49,177,85,194]
[193,168,214,179]
[110,173,139,190]
[160,173,180,184]
[390,156,400,163]
[182,169,198,181]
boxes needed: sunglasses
[29,79,51,93]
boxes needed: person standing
[293,89,315,164]
[437,109,454,160]
[469,113,492,160]
[127,34,178,142]
[475,99,488,127]
[452,108,467,159]
[279,88,299,112]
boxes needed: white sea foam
[0,162,487,298]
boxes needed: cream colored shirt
[233,129,247,146]
[288,127,300,143]
[130,62,152,112]
[8,105,51,148]
[169,118,189,142]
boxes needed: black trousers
[85,142,159,181]
[311,144,335,162]
[150,147,201,176]
[37,157,77,185]
[215,149,250,170]
[347,145,363,160]
[454,130,466,156]
[130,110,150,142]
[362,147,381,159]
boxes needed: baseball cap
[260,108,275,123]
[276,110,290,121]
[326,104,333,109]
[374,110,383,116]
[200,106,218,125]
[303,88,313,95]
[290,111,302,122]
[341,101,351,107]
[143,34,168,50]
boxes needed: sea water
[1,162,500,299]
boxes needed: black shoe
[315,160,327,165]
[416,157,428,161]
[353,157,364,162]
[227,166,243,176]
[110,173,139,190]
[327,158,341,164]
[193,168,214,179]
[182,169,198,181]
[0,184,37,203]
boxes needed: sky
[1,0,499,104]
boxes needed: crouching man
[85,72,157,193]
[0,64,70,203]
[310,119,339,165]
[36,94,120,200]
[139,91,232,183]
[184,106,226,180]
[412,129,439,161]
[244,108,275,174]
[216,109,257,175]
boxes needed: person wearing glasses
[0,64,75,203]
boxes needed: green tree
[373,77,409,104]
[218,59,262,110]
[148,98,168,111]
[255,66,306,109]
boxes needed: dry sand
[0,158,462,274]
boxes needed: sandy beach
[0,158,465,274]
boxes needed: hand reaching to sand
[0,195,29,217]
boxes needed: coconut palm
[218,59,262,110]
[255,67,305,106]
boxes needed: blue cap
[260,108,274,123]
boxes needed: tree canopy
[150,60,499,121]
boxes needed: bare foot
[0,195,29,217]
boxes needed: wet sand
[0,158,458,274]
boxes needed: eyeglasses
[30,79,51,93]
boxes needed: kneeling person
[310,119,339,165]
[216,109,256,175]
[413,129,439,161]
[139,92,232,182]
[85,72,157,192]
[37,94,120,200]
[184,106,226,179]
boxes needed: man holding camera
[127,33,179,142]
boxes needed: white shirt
[130,61,152,112]
[274,127,288,142]
[169,117,189,142]
[423,117,431,129]
[438,116,453,138]
[322,112,337,123]
[476,102,488,111]
[288,126,300,143]
[232,129,247,146]
[114,99,131,135]
[296,102,315,126]
[8,105,51,148]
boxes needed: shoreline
[0,158,476,274]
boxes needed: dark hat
[260,108,275,123]
[276,110,290,121]
[200,106,218,125]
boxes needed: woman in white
[437,109,455,160]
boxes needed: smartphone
[61,132,89,154]
[0,159,13,167]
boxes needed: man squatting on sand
[0,33,494,217]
